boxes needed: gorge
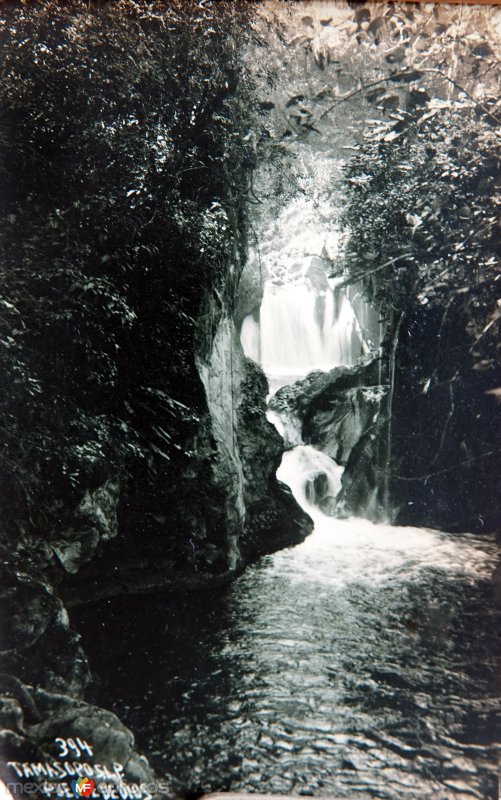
[0,3,500,800]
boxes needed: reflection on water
[76,519,500,800]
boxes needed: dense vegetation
[0,0,498,544]
[341,99,500,528]
[0,1,256,550]
[0,2,498,789]
[335,9,501,528]
[246,1,500,530]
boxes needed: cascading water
[245,259,381,519]
[277,445,344,518]
[80,254,500,800]
[241,275,380,394]
[259,282,358,376]
[240,312,260,364]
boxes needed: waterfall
[241,278,380,392]
[240,313,260,363]
[240,265,383,520]
[277,444,344,519]
[260,282,359,376]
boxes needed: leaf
[383,130,404,142]
[406,213,423,233]
[150,443,171,461]
[355,8,371,24]
[385,48,406,64]
[365,87,386,103]
[379,94,401,111]
[419,110,439,124]
[472,43,493,58]
[368,17,383,36]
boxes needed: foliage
[0,0,255,536]
[340,104,500,371]
[247,0,500,376]
[244,1,500,527]
[247,1,499,153]
[1,0,499,537]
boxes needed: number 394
[55,738,94,759]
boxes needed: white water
[240,313,260,363]
[274,442,496,589]
[277,444,344,514]
[259,283,359,375]
[253,257,496,590]
[241,280,379,391]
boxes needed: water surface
[77,517,500,800]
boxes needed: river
[76,271,499,799]
[76,445,500,800]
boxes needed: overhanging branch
[315,68,500,127]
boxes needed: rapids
[76,452,500,799]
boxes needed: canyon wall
[0,4,312,791]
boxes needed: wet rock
[237,356,313,560]
[303,386,384,466]
[53,480,119,574]
[0,576,60,652]
[266,408,303,449]
[318,496,338,516]
[0,571,90,695]
[0,696,24,734]
[34,690,137,766]
[0,729,47,786]
[269,357,382,420]
[337,430,386,521]
[269,358,385,467]
[304,472,330,505]
[0,687,169,795]
[0,674,42,725]
[270,356,387,518]
[234,251,264,329]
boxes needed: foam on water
[271,517,497,588]
[274,444,497,589]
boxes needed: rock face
[269,357,388,519]
[58,312,312,606]
[0,305,312,792]
[387,307,501,532]
[335,306,501,532]
[196,314,313,567]
[303,385,384,470]
[0,569,168,796]
[236,357,313,560]
[270,303,501,533]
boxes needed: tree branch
[314,68,500,128]
[393,447,501,481]
[316,75,399,124]
[420,67,500,126]
[331,253,413,289]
